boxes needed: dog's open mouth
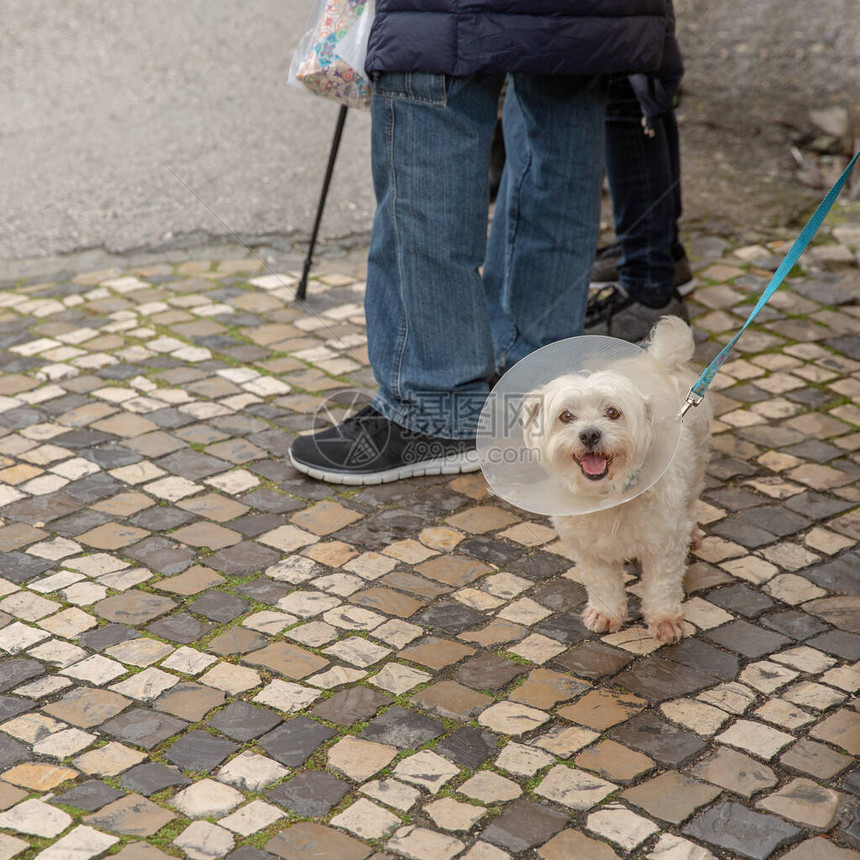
[575,452,611,481]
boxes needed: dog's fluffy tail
[646,316,695,373]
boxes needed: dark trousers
[605,75,683,308]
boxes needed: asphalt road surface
[1,0,374,270]
[2,0,857,275]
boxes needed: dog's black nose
[579,428,602,449]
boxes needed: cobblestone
[268,770,349,817]
[481,800,567,853]
[83,794,176,837]
[0,234,856,858]
[683,801,802,859]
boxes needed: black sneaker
[591,245,695,294]
[289,405,480,485]
[585,284,688,343]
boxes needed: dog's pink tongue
[581,453,608,476]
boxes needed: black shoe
[585,284,689,343]
[591,245,695,294]
[289,405,480,485]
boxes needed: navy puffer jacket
[365,0,677,78]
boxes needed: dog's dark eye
[559,410,576,423]
[606,406,622,420]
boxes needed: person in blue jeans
[586,70,692,341]
[291,0,682,485]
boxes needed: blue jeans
[605,75,682,308]
[366,72,606,439]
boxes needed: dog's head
[521,370,655,495]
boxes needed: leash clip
[679,389,704,419]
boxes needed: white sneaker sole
[288,448,481,486]
[676,277,698,296]
[589,279,614,291]
[590,277,697,296]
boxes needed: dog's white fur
[522,317,713,643]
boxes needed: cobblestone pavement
[0,216,858,860]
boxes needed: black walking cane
[296,105,349,301]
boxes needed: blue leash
[681,148,860,418]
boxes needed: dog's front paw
[582,605,626,634]
[647,616,685,644]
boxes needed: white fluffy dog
[521,317,713,643]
